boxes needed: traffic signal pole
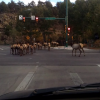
[66,0,68,47]
[20,0,68,46]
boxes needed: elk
[10,44,17,55]
[72,43,85,57]
[43,42,47,49]
[23,43,27,55]
[30,44,34,54]
[26,43,30,54]
[51,41,59,47]
[10,45,14,55]
[38,43,42,50]
[48,43,51,51]
[33,43,36,53]
[19,44,23,56]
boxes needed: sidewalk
[51,46,73,50]
[51,46,100,51]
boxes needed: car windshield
[0,0,100,97]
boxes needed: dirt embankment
[0,13,17,28]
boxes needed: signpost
[31,15,35,20]
[19,15,23,20]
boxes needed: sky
[3,0,76,6]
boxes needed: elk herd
[10,42,59,56]
[10,41,85,57]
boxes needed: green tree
[5,25,12,36]
[0,1,9,13]
[9,28,19,43]
[8,0,19,13]
[28,1,36,8]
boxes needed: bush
[94,40,100,47]
[83,44,87,47]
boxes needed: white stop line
[0,48,3,50]
[70,73,84,86]
[97,64,100,67]
[15,72,34,91]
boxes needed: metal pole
[66,0,68,47]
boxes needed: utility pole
[65,0,68,47]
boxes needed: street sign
[45,17,55,20]
[19,15,23,20]
[31,15,35,20]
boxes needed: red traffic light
[36,17,38,20]
[68,27,70,33]
[36,17,38,22]
[23,17,25,19]
[23,17,25,22]
[68,27,70,31]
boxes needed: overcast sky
[3,0,76,6]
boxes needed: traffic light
[68,27,70,33]
[36,17,38,23]
[23,17,25,22]
[65,25,66,33]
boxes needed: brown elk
[48,43,51,51]
[72,43,85,57]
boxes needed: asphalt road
[0,45,100,96]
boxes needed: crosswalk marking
[97,64,100,67]
[70,73,84,86]
[0,53,6,55]
[15,72,34,91]
[15,66,38,91]
[25,75,34,90]
[0,48,3,50]
[52,47,91,50]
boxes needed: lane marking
[70,73,84,86]
[25,76,34,90]
[97,64,100,67]
[3,54,7,55]
[0,53,7,55]
[53,47,93,50]
[15,66,38,91]
[36,62,39,64]
[25,66,38,90]
[0,48,3,50]
[15,72,34,91]
[34,66,38,72]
